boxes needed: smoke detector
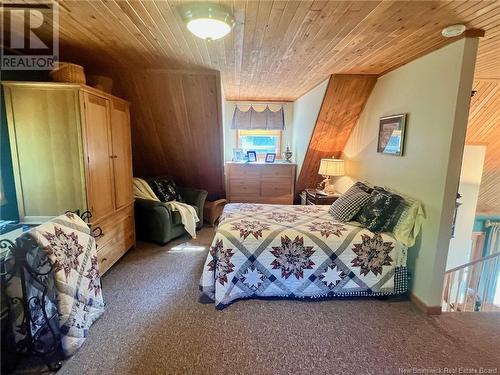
[442,24,466,38]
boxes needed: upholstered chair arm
[177,187,208,229]
[134,198,172,245]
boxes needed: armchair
[134,186,208,245]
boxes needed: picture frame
[377,114,407,156]
[265,153,276,163]
[233,148,244,162]
[246,150,257,162]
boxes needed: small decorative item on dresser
[303,188,340,205]
[265,153,276,163]
[283,145,293,162]
[247,150,257,162]
[232,148,244,162]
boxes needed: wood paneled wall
[295,74,377,194]
[466,79,500,215]
[115,69,225,201]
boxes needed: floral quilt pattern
[270,235,315,279]
[200,204,408,309]
[351,233,394,276]
[26,213,105,355]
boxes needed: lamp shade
[318,158,345,177]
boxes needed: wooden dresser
[3,81,135,275]
[226,162,296,204]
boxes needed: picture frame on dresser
[265,153,276,163]
[247,151,257,162]
[233,148,244,162]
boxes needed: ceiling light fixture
[441,24,466,38]
[182,3,235,41]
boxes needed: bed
[200,203,408,309]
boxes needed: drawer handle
[92,227,104,238]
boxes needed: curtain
[486,225,499,256]
[231,104,285,130]
[483,225,500,307]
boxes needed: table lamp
[318,158,345,194]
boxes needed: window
[237,129,282,158]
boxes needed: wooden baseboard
[409,293,442,315]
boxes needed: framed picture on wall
[265,153,276,163]
[377,114,407,156]
[247,151,257,162]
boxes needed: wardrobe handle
[110,155,117,159]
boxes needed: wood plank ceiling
[20,0,499,101]
[466,80,500,216]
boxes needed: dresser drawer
[97,222,134,274]
[229,164,261,179]
[94,204,133,248]
[261,165,293,178]
[94,203,135,274]
[230,179,261,196]
[261,181,292,196]
[97,236,126,275]
[229,196,261,203]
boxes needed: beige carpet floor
[30,227,500,374]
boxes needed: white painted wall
[340,38,479,307]
[291,79,329,177]
[222,101,294,162]
[446,145,486,270]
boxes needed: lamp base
[319,176,337,195]
[322,183,337,195]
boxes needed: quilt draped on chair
[26,212,105,356]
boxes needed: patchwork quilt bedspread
[200,203,408,309]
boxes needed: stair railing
[442,251,500,312]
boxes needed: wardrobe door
[82,92,115,221]
[3,84,86,222]
[110,99,133,210]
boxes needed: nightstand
[300,189,340,205]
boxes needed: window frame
[236,129,283,160]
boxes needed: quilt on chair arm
[200,203,408,309]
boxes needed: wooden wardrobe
[3,81,135,274]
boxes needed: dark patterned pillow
[147,177,184,202]
[328,182,373,222]
[356,189,404,232]
[355,181,374,194]
[373,187,409,233]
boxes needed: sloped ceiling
[466,80,500,215]
[4,0,498,101]
[295,74,377,194]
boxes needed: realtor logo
[1,1,59,70]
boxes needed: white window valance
[231,104,285,130]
